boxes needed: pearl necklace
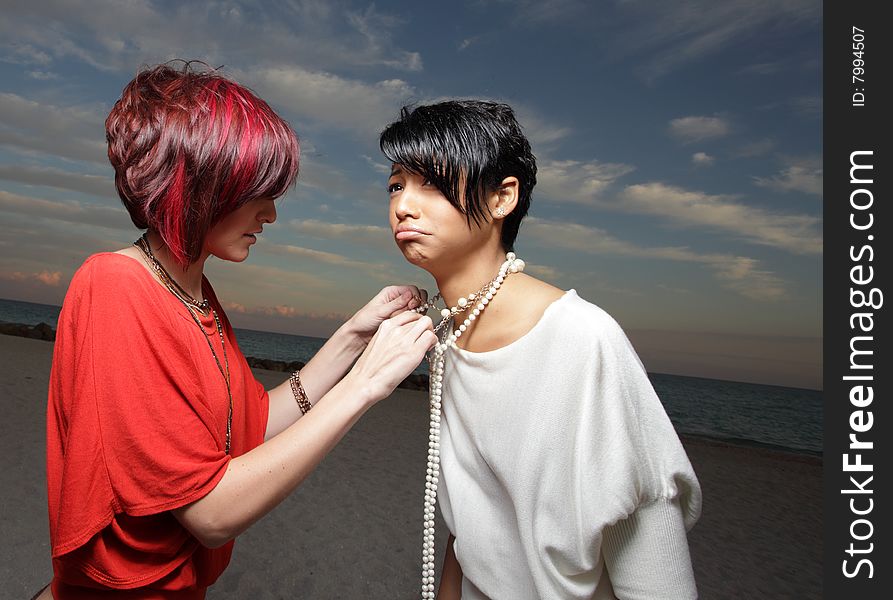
[417,252,525,599]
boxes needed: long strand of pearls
[419,252,525,599]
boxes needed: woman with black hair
[381,100,702,600]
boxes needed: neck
[432,247,507,309]
[144,231,208,301]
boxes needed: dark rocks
[244,356,305,373]
[0,320,431,391]
[33,322,55,341]
[396,372,429,391]
[245,355,431,392]
[0,321,55,341]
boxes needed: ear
[490,176,519,220]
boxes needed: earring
[495,207,505,218]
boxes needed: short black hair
[379,100,537,251]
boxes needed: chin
[216,249,251,263]
[398,245,432,270]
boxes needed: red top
[46,253,269,598]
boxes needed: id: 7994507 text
[852,26,866,107]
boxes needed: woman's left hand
[348,285,428,344]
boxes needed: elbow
[188,513,239,549]
[195,526,234,550]
[174,505,238,549]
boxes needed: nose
[259,198,277,224]
[393,188,420,221]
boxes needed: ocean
[1,297,823,455]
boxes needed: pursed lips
[395,225,429,241]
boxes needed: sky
[0,0,823,389]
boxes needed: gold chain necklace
[135,234,211,316]
[133,234,233,454]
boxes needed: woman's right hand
[347,310,437,404]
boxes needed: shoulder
[70,252,151,292]
[63,252,169,328]
[548,290,630,350]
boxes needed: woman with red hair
[38,63,436,599]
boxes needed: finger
[415,330,438,351]
[380,285,408,301]
[388,309,424,327]
[407,315,434,339]
[405,285,423,310]
[381,291,415,318]
[405,317,433,343]
[387,306,410,320]
[387,288,414,306]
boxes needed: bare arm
[264,320,366,440]
[265,286,424,439]
[437,534,463,600]
[173,311,436,548]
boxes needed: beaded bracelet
[289,370,312,415]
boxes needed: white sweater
[438,290,701,599]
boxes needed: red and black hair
[106,61,300,266]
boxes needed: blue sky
[0,0,822,388]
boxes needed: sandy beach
[1,333,821,599]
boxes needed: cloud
[0,269,62,286]
[734,138,776,158]
[221,300,351,338]
[484,0,588,26]
[525,218,706,263]
[0,190,131,231]
[536,159,635,205]
[668,116,731,143]
[201,250,410,332]
[362,155,391,175]
[458,38,477,51]
[288,218,396,252]
[0,42,51,65]
[691,152,714,167]
[223,300,350,323]
[0,165,116,198]
[289,154,387,204]
[512,107,573,147]
[241,66,416,137]
[613,0,821,81]
[517,0,588,23]
[791,95,822,118]
[522,263,564,281]
[753,157,822,196]
[265,242,392,275]
[0,216,131,265]
[524,217,786,301]
[0,92,108,164]
[201,261,335,314]
[616,182,822,254]
[1,1,424,75]
[656,283,692,295]
[738,61,786,75]
[410,98,572,149]
[27,70,59,80]
[345,4,423,71]
[713,256,786,301]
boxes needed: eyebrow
[389,165,403,178]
